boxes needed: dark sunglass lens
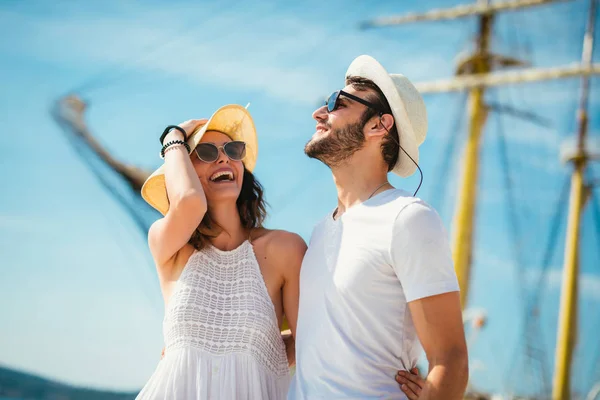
[225,141,246,161]
[326,91,339,112]
[195,143,219,162]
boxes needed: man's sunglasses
[194,141,246,163]
[325,90,384,115]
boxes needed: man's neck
[207,201,248,250]
[331,156,390,219]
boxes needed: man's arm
[408,291,468,400]
[390,201,467,398]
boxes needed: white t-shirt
[288,189,459,400]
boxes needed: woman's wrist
[161,140,191,159]
[164,130,185,143]
[163,144,185,157]
[160,125,188,145]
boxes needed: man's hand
[396,367,425,399]
[281,330,296,367]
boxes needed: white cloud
[1,2,454,106]
[530,269,600,301]
[500,124,562,152]
[476,251,600,301]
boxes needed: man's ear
[365,113,394,139]
[379,113,394,133]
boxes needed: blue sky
[1,0,599,396]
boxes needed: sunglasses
[194,141,246,163]
[325,90,384,115]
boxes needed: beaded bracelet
[162,145,184,158]
[160,140,191,159]
[159,125,188,145]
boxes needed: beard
[304,119,366,167]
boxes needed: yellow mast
[451,14,491,307]
[552,147,585,400]
[552,0,596,398]
[363,1,600,396]
[361,0,594,309]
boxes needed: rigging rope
[495,102,549,396]
[51,104,161,313]
[431,92,467,218]
[588,187,600,392]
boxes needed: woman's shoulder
[252,228,307,267]
[252,228,306,251]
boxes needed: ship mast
[363,0,600,397]
[51,95,150,192]
[553,0,597,398]
[363,0,599,308]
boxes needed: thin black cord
[400,144,424,197]
[382,121,424,197]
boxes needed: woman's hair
[188,166,267,250]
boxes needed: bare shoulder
[265,229,306,255]
[253,229,307,272]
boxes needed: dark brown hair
[189,167,267,250]
[346,76,400,172]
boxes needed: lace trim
[166,336,288,377]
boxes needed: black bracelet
[160,125,188,145]
[160,140,191,159]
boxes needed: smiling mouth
[209,170,234,182]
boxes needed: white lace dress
[136,241,290,400]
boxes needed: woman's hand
[164,119,208,143]
[396,367,425,399]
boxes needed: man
[289,55,468,400]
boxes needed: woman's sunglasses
[194,141,246,163]
[325,90,384,115]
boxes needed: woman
[137,104,425,400]
[137,105,305,399]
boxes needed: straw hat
[346,55,428,177]
[141,104,258,215]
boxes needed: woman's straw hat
[141,104,257,215]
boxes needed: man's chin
[304,147,334,167]
[304,141,323,160]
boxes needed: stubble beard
[304,120,366,168]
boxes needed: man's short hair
[346,76,400,172]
